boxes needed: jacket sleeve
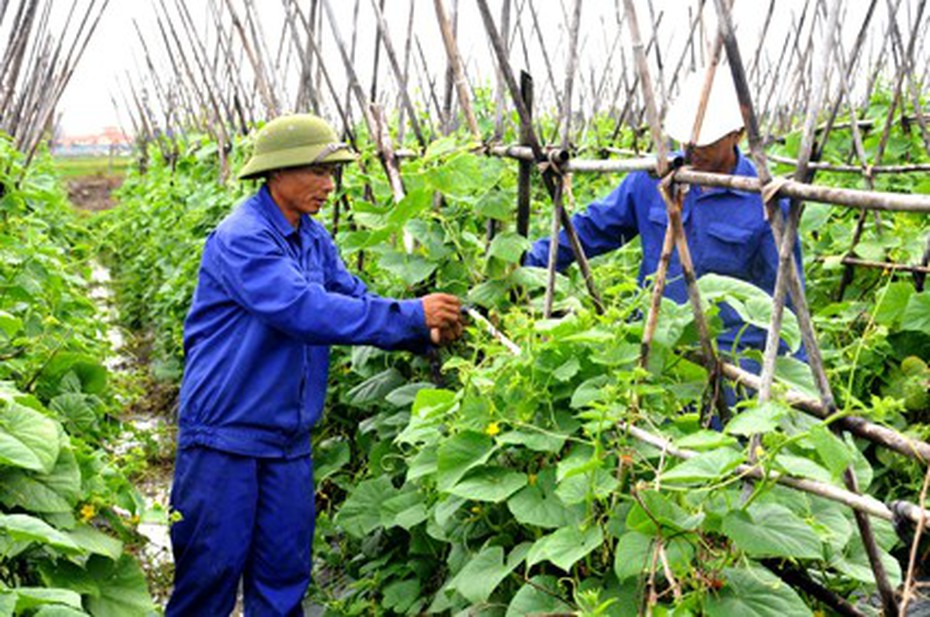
[319,228,433,354]
[523,175,641,270]
[208,229,430,349]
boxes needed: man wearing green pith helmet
[166,114,464,615]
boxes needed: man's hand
[422,293,464,345]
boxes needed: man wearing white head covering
[525,69,804,369]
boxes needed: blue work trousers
[166,446,315,617]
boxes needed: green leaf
[66,523,124,560]
[571,375,610,408]
[675,430,739,451]
[0,513,80,553]
[698,274,801,352]
[447,467,527,502]
[0,311,22,337]
[436,430,495,491]
[724,401,788,436]
[406,446,437,482]
[902,292,930,332]
[507,469,578,529]
[626,491,705,533]
[380,491,428,530]
[411,388,457,418]
[704,566,812,617]
[774,454,833,483]
[662,449,744,484]
[450,544,525,603]
[808,424,853,479]
[722,503,822,560]
[506,575,574,617]
[614,531,694,581]
[774,356,818,399]
[488,232,531,264]
[552,357,581,382]
[385,382,433,407]
[377,251,439,286]
[12,588,82,612]
[874,282,913,326]
[496,428,566,453]
[526,524,603,571]
[39,555,154,617]
[0,398,61,473]
[345,368,406,407]
[0,444,81,513]
[334,476,396,538]
[313,438,351,483]
[381,578,420,613]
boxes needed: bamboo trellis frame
[3,0,930,609]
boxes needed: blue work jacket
[525,149,802,359]
[178,185,430,458]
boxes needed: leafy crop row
[0,136,154,615]
[98,98,929,615]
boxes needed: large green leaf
[334,476,397,538]
[65,524,123,560]
[0,444,81,513]
[436,430,495,491]
[505,575,574,617]
[447,467,526,503]
[662,449,744,484]
[724,401,788,436]
[488,232,531,264]
[613,531,695,581]
[450,544,527,603]
[506,469,579,529]
[0,398,61,473]
[901,292,930,333]
[39,555,154,617]
[722,503,822,560]
[377,251,438,286]
[345,369,406,407]
[11,588,83,613]
[698,274,801,352]
[807,424,853,479]
[0,513,80,553]
[525,524,603,571]
[705,565,812,617]
[0,311,22,337]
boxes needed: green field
[52,154,132,178]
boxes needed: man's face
[268,164,338,224]
[685,131,739,173]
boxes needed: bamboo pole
[433,0,480,140]
[368,0,426,148]
[476,0,604,315]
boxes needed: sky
[52,0,909,137]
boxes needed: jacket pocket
[701,222,755,278]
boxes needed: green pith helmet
[238,114,356,180]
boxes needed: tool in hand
[461,305,522,356]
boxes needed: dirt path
[67,174,123,211]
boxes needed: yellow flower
[470,506,482,514]
[485,422,501,437]
[528,474,538,486]
[79,504,96,522]
[754,444,765,460]
[129,514,141,525]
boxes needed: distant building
[52,126,133,156]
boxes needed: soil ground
[67,173,123,211]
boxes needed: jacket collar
[255,184,300,239]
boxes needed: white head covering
[664,69,744,146]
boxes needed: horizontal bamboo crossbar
[708,355,930,463]
[443,145,930,213]
[620,422,930,526]
[769,154,930,174]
